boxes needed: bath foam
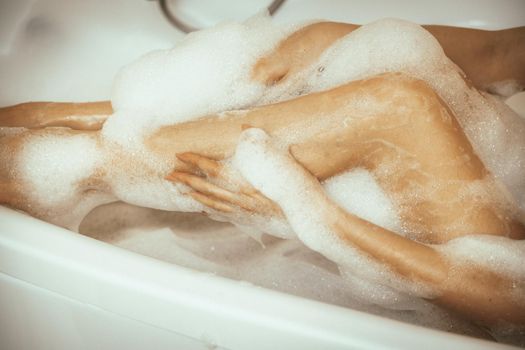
[440,235,525,282]
[439,235,525,342]
[322,168,402,234]
[18,133,99,205]
[15,131,115,229]
[104,14,300,147]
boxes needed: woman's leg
[157,73,524,242]
[0,101,111,130]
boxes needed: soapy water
[78,202,491,341]
[6,15,525,345]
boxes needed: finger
[243,189,283,216]
[189,191,233,213]
[176,152,221,177]
[167,171,261,212]
[177,151,256,191]
[247,191,277,207]
[240,186,271,205]
[166,171,237,201]
[167,171,254,210]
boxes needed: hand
[165,151,294,239]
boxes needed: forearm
[317,176,525,326]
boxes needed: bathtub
[1,0,524,349]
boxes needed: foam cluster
[323,168,402,233]
[14,130,114,228]
[104,14,298,146]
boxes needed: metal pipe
[158,0,286,33]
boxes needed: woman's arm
[172,127,525,327]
